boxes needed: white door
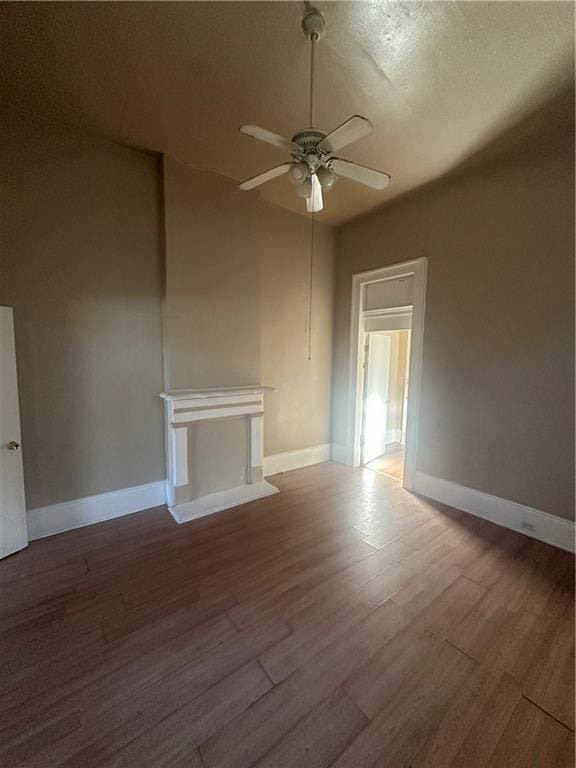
[361,333,391,464]
[0,307,28,558]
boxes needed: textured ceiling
[1,1,574,224]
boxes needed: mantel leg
[166,424,189,510]
[249,414,264,484]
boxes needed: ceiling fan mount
[238,6,390,213]
[301,7,326,42]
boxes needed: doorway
[362,328,411,481]
[347,258,427,491]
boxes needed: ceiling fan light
[295,178,312,198]
[288,162,309,184]
[317,166,337,190]
[306,173,323,213]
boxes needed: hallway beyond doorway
[366,442,404,481]
[361,326,411,483]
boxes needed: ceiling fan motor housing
[291,130,332,175]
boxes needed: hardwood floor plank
[100,661,273,768]
[486,697,574,768]
[253,689,368,768]
[411,666,521,768]
[259,602,372,683]
[0,712,81,767]
[0,555,87,589]
[332,641,476,767]
[281,539,416,630]
[464,529,529,589]
[227,538,376,630]
[0,627,104,691]
[448,596,552,683]
[390,559,462,616]
[0,462,572,768]
[344,577,485,719]
[17,615,289,768]
[0,613,235,734]
[102,587,236,645]
[523,597,575,730]
[199,601,407,768]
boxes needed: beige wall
[334,139,574,520]
[0,116,165,509]
[163,156,334,461]
[260,205,334,455]
[163,157,261,390]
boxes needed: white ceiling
[1,1,574,224]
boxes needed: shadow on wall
[0,116,166,509]
[332,83,575,520]
[343,84,574,228]
[446,85,575,181]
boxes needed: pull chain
[307,211,315,361]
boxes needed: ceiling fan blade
[239,163,292,191]
[306,173,323,213]
[319,115,373,152]
[240,125,298,153]
[330,159,390,190]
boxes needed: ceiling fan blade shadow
[239,163,293,191]
[319,115,373,152]
[330,159,390,190]
[240,125,298,152]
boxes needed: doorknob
[7,441,20,451]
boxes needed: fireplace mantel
[160,385,275,401]
[160,385,279,523]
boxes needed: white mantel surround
[160,385,279,523]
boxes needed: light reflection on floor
[365,443,404,481]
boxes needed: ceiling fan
[238,7,390,213]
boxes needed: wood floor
[0,462,574,768]
[366,443,405,481]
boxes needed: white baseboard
[263,443,331,476]
[171,481,279,524]
[330,443,349,465]
[386,429,402,445]
[27,481,167,540]
[414,471,575,554]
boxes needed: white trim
[263,443,331,477]
[172,404,263,424]
[347,258,427,492]
[170,481,279,524]
[331,443,348,465]
[386,429,403,445]
[249,414,264,482]
[172,427,189,487]
[363,305,413,319]
[27,481,167,540]
[414,471,575,554]
[160,385,275,400]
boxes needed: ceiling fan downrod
[302,8,325,130]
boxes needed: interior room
[0,2,574,766]
[363,328,411,481]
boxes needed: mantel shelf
[160,385,275,401]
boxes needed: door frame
[346,257,427,491]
